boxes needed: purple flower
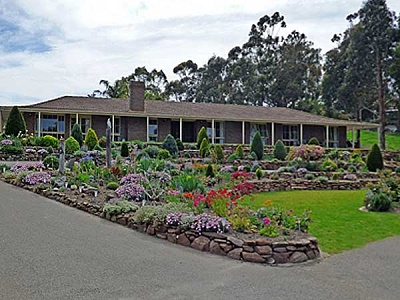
[23,171,51,185]
[25,148,36,154]
[1,139,13,145]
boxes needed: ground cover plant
[244,190,400,254]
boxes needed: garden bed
[2,177,320,265]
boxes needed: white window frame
[282,125,300,146]
[148,118,158,142]
[71,115,92,137]
[329,127,339,148]
[207,121,225,144]
[36,114,65,139]
[250,123,268,145]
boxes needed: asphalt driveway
[1,180,399,300]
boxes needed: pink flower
[263,218,271,226]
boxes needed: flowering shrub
[343,174,358,181]
[23,171,51,185]
[1,139,13,145]
[11,162,45,173]
[25,148,36,154]
[165,212,191,227]
[115,184,145,201]
[190,213,230,233]
[220,165,234,173]
[120,173,146,185]
[287,145,325,161]
[231,170,250,180]
[37,148,48,155]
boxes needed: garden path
[0,180,399,300]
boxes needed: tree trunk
[376,55,386,150]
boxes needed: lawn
[243,190,400,254]
[346,130,400,151]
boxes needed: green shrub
[366,144,383,172]
[255,168,263,180]
[395,166,400,174]
[5,106,26,136]
[315,176,329,183]
[366,192,392,212]
[134,203,192,226]
[65,136,80,155]
[42,135,59,148]
[304,173,315,180]
[273,139,287,160]
[308,137,320,145]
[133,140,145,150]
[250,131,263,160]
[98,136,107,148]
[93,144,103,151]
[157,149,172,160]
[322,159,338,171]
[227,153,240,162]
[144,145,160,158]
[249,151,258,160]
[196,126,208,149]
[199,137,210,158]
[106,181,119,190]
[121,141,129,157]
[43,155,59,169]
[162,134,178,156]
[71,123,83,146]
[235,144,244,159]
[206,164,215,177]
[103,200,139,216]
[1,145,23,155]
[214,144,224,161]
[84,128,98,151]
[175,138,184,151]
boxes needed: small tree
[366,144,384,172]
[162,134,178,156]
[5,106,26,136]
[121,141,129,157]
[273,139,287,160]
[214,144,224,161]
[71,123,83,146]
[206,164,215,177]
[65,136,80,155]
[175,138,184,151]
[235,144,244,159]
[199,137,210,158]
[84,128,98,151]
[250,131,263,160]
[197,126,208,149]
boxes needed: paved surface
[1,179,400,300]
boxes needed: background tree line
[91,0,400,150]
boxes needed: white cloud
[0,0,399,106]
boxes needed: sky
[0,0,399,106]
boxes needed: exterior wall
[92,115,108,139]
[23,112,35,135]
[126,116,146,141]
[65,114,71,138]
[303,125,325,145]
[275,124,283,142]
[194,120,207,138]
[338,126,347,148]
[225,121,242,144]
[158,118,171,142]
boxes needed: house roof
[9,95,378,129]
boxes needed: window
[329,127,339,148]
[36,114,65,139]
[148,119,158,142]
[250,124,268,144]
[207,121,225,143]
[113,117,121,140]
[282,125,299,146]
[71,116,91,136]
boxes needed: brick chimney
[129,81,145,111]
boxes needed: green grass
[346,130,400,151]
[243,190,400,254]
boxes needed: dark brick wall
[92,115,108,139]
[126,117,146,141]
[303,125,325,145]
[23,112,35,135]
[129,81,145,111]
[158,118,171,142]
[194,120,208,138]
[275,124,283,142]
[338,126,347,148]
[225,121,242,144]
[65,114,71,138]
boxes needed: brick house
[0,81,377,147]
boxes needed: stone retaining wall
[3,179,320,265]
[250,179,378,192]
